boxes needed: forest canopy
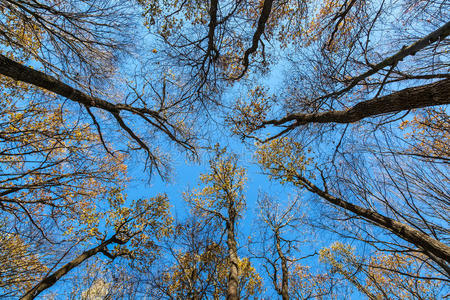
[0,0,448,298]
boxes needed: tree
[184,148,261,299]
[139,0,448,118]
[213,0,450,284]
[0,0,133,79]
[0,223,47,297]
[255,137,450,276]
[150,217,229,299]
[21,190,173,299]
[137,2,450,282]
[0,78,139,297]
[253,194,337,299]
[1,0,449,297]
[0,81,136,298]
[0,0,199,175]
[148,217,261,299]
[0,2,197,295]
[0,1,198,297]
[254,194,301,300]
[139,0,309,84]
[1,90,128,231]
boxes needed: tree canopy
[0,0,448,298]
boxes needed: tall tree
[21,191,173,299]
[1,0,449,296]
[0,223,46,297]
[217,0,450,284]
[137,3,450,278]
[0,0,199,174]
[255,137,450,277]
[253,194,335,299]
[147,216,262,299]
[184,148,260,300]
[0,1,197,297]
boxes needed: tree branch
[263,78,450,130]
[21,235,122,300]
[0,54,195,171]
[293,173,450,276]
[318,21,450,101]
[234,0,274,79]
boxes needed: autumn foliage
[0,0,448,298]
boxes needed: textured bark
[226,217,240,300]
[275,231,289,300]
[264,78,450,127]
[295,174,450,276]
[206,0,219,58]
[21,236,123,300]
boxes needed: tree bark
[235,0,274,79]
[226,217,240,300]
[21,236,123,300]
[264,78,450,127]
[275,230,289,300]
[0,54,122,113]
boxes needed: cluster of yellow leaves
[228,85,271,137]
[161,245,262,298]
[256,137,313,185]
[236,257,263,296]
[319,242,357,277]
[104,190,173,268]
[161,242,223,297]
[320,242,443,299]
[364,252,442,299]
[187,148,247,218]
[0,81,129,243]
[0,226,47,293]
[289,264,335,299]
[302,0,363,52]
[399,108,449,159]
[0,5,43,62]
[217,37,247,79]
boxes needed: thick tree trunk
[226,218,240,300]
[295,174,450,276]
[21,236,122,300]
[275,231,289,300]
[264,78,450,127]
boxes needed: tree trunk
[226,218,240,300]
[275,231,289,300]
[0,54,120,113]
